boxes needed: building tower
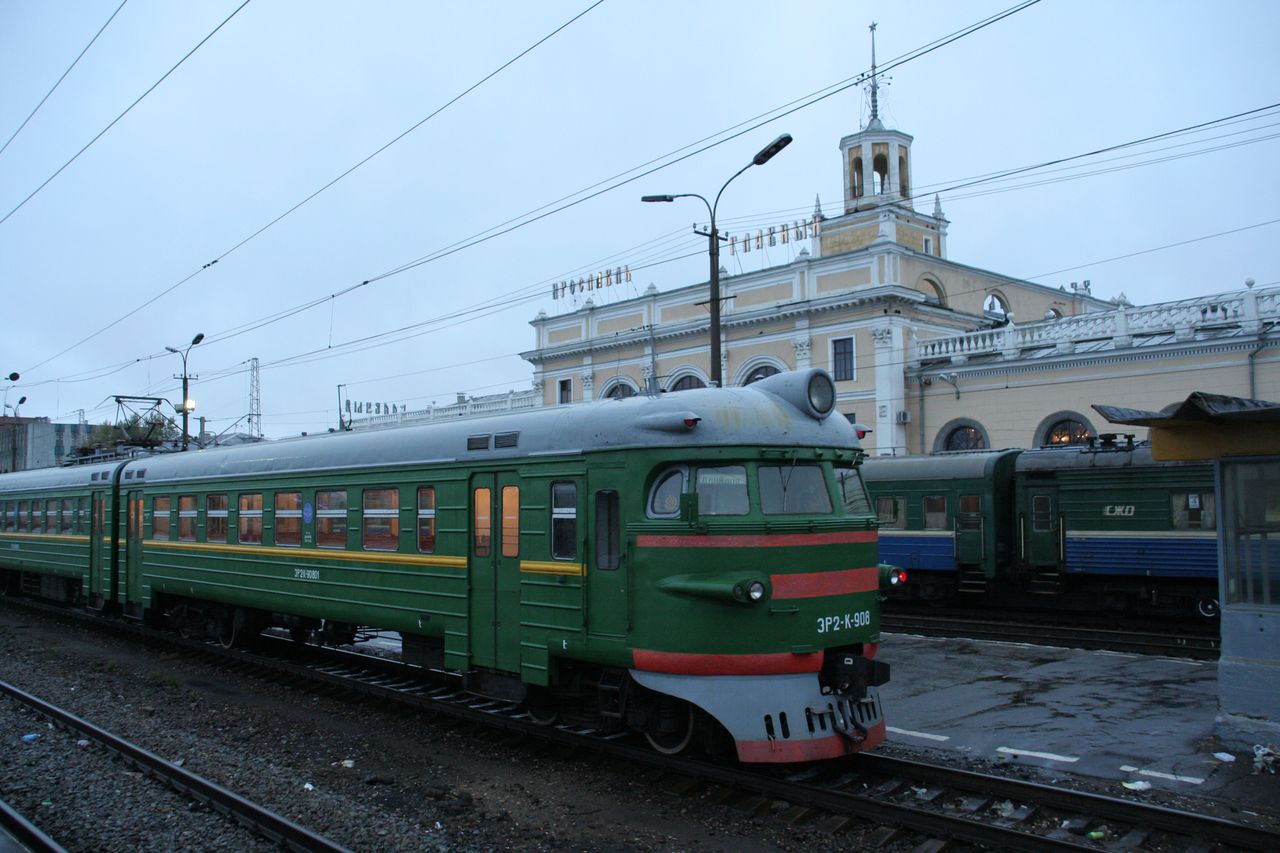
[821,23,948,259]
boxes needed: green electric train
[0,369,893,763]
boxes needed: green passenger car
[1,369,891,762]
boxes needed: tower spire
[868,22,880,127]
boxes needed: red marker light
[683,417,700,429]
[895,570,908,585]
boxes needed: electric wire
[0,0,128,158]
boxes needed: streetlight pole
[165,332,204,450]
[642,133,792,387]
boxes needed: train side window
[647,467,686,518]
[759,464,832,515]
[696,465,749,516]
[276,492,303,547]
[551,481,577,560]
[595,490,620,571]
[239,494,264,544]
[923,496,947,530]
[316,490,347,549]
[1,501,11,531]
[178,496,197,541]
[33,500,46,533]
[836,467,872,516]
[77,497,87,534]
[876,496,905,529]
[1172,492,1216,530]
[501,486,520,558]
[61,499,75,534]
[473,487,492,557]
[17,501,29,532]
[1032,495,1053,532]
[417,487,436,553]
[363,488,399,551]
[207,495,228,542]
[153,496,171,540]
[47,500,58,532]
[958,494,982,530]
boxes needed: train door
[468,472,522,673]
[88,490,105,606]
[1025,487,1063,568]
[585,480,627,637]
[125,490,143,611]
[955,493,984,565]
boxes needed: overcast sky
[1,0,1276,439]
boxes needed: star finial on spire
[868,22,880,126]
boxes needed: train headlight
[807,372,835,417]
[748,581,767,601]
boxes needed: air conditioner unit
[895,410,913,424]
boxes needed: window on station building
[316,490,347,549]
[551,481,577,560]
[152,496,171,540]
[669,375,706,392]
[923,495,947,530]
[759,464,832,515]
[744,365,780,385]
[831,337,854,381]
[944,426,987,451]
[558,379,572,405]
[363,488,399,551]
[1172,492,1216,530]
[605,383,636,399]
[178,496,197,541]
[876,496,905,529]
[238,494,263,544]
[207,495,228,542]
[275,492,302,547]
[417,487,436,553]
[1045,419,1091,446]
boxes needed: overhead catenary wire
[0,0,129,158]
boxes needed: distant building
[521,91,1278,454]
[0,417,95,473]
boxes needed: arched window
[944,426,987,451]
[605,383,636,399]
[984,291,1010,322]
[873,153,889,194]
[898,152,909,197]
[1034,411,1096,448]
[744,365,780,385]
[1045,419,1091,446]
[1043,307,1063,321]
[851,156,864,198]
[918,275,946,306]
[669,375,706,392]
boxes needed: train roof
[0,458,122,493]
[1014,441,1208,472]
[0,370,859,491]
[860,449,1022,482]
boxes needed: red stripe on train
[632,649,823,675]
[635,530,876,549]
[770,566,879,599]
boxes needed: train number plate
[817,610,871,633]
[293,568,320,581]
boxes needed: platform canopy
[1093,392,1280,461]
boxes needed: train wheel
[644,700,696,755]
[1197,598,1221,618]
[524,687,559,726]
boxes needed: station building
[520,106,1279,455]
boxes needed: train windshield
[835,465,873,516]
[759,464,831,515]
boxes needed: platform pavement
[876,632,1279,813]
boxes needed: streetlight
[642,133,792,387]
[165,332,204,450]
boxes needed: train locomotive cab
[616,370,890,762]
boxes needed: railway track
[4,596,1273,851]
[0,676,351,853]
[882,612,1220,659]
